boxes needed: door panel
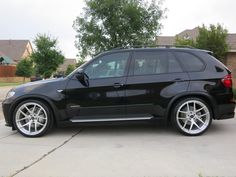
[125,50,189,117]
[65,51,130,120]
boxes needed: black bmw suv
[2,47,235,137]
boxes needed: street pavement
[0,116,236,177]
[0,86,236,177]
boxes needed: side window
[84,52,129,79]
[133,51,182,75]
[174,52,204,72]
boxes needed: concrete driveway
[0,114,236,177]
[0,86,236,177]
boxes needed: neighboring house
[57,58,77,74]
[0,40,33,64]
[156,27,236,87]
[0,51,16,65]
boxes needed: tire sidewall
[171,97,213,136]
[13,99,53,137]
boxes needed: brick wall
[0,77,30,82]
[0,65,16,77]
[226,52,236,88]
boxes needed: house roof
[156,36,175,46]
[227,33,236,51]
[156,27,236,51]
[0,51,16,64]
[0,40,31,62]
[58,58,77,72]
[177,27,199,40]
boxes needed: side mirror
[75,71,89,87]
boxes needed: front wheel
[13,100,53,137]
[171,98,212,136]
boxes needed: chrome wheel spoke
[29,122,32,133]
[193,121,201,130]
[199,112,209,118]
[196,117,205,124]
[36,122,44,126]
[189,121,194,131]
[21,122,30,128]
[17,117,28,122]
[19,110,28,117]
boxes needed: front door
[66,51,130,121]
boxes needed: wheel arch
[166,92,217,121]
[9,95,59,129]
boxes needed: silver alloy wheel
[15,102,48,136]
[176,100,210,135]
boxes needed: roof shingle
[0,40,31,62]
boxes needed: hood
[12,78,67,94]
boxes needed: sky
[0,0,236,59]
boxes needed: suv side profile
[2,47,235,137]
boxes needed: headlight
[5,91,15,99]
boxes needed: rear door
[125,50,189,118]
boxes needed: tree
[65,64,76,76]
[175,24,228,62]
[175,37,195,47]
[31,34,65,78]
[196,24,228,61]
[76,58,86,67]
[73,0,165,58]
[15,58,33,82]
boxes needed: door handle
[173,78,183,82]
[113,83,124,88]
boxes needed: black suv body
[2,47,235,137]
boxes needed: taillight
[221,74,232,88]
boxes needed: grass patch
[0,82,25,87]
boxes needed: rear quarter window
[174,52,205,72]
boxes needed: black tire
[171,97,212,136]
[13,99,53,137]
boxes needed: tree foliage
[175,37,195,47]
[15,58,33,81]
[65,64,76,76]
[31,34,65,78]
[195,24,228,61]
[76,58,86,67]
[73,0,165,58]
[175,24,228,61]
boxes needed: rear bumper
[214,102,235,120]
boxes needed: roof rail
[111,45,195,50]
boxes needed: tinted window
[133,51,182,75]
[84,52,129,79]
[174,52,204,72]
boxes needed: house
[0,40,33,82]
[156,28,236,87]
[0,40,33,64]
[0,51,16,65]
[57,58,77,74]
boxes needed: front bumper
[2,99,13,127]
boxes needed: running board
[70,116,153,123]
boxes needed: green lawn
[0,82,24,87]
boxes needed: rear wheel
[171,97,212,136]
[13,100,53,137]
